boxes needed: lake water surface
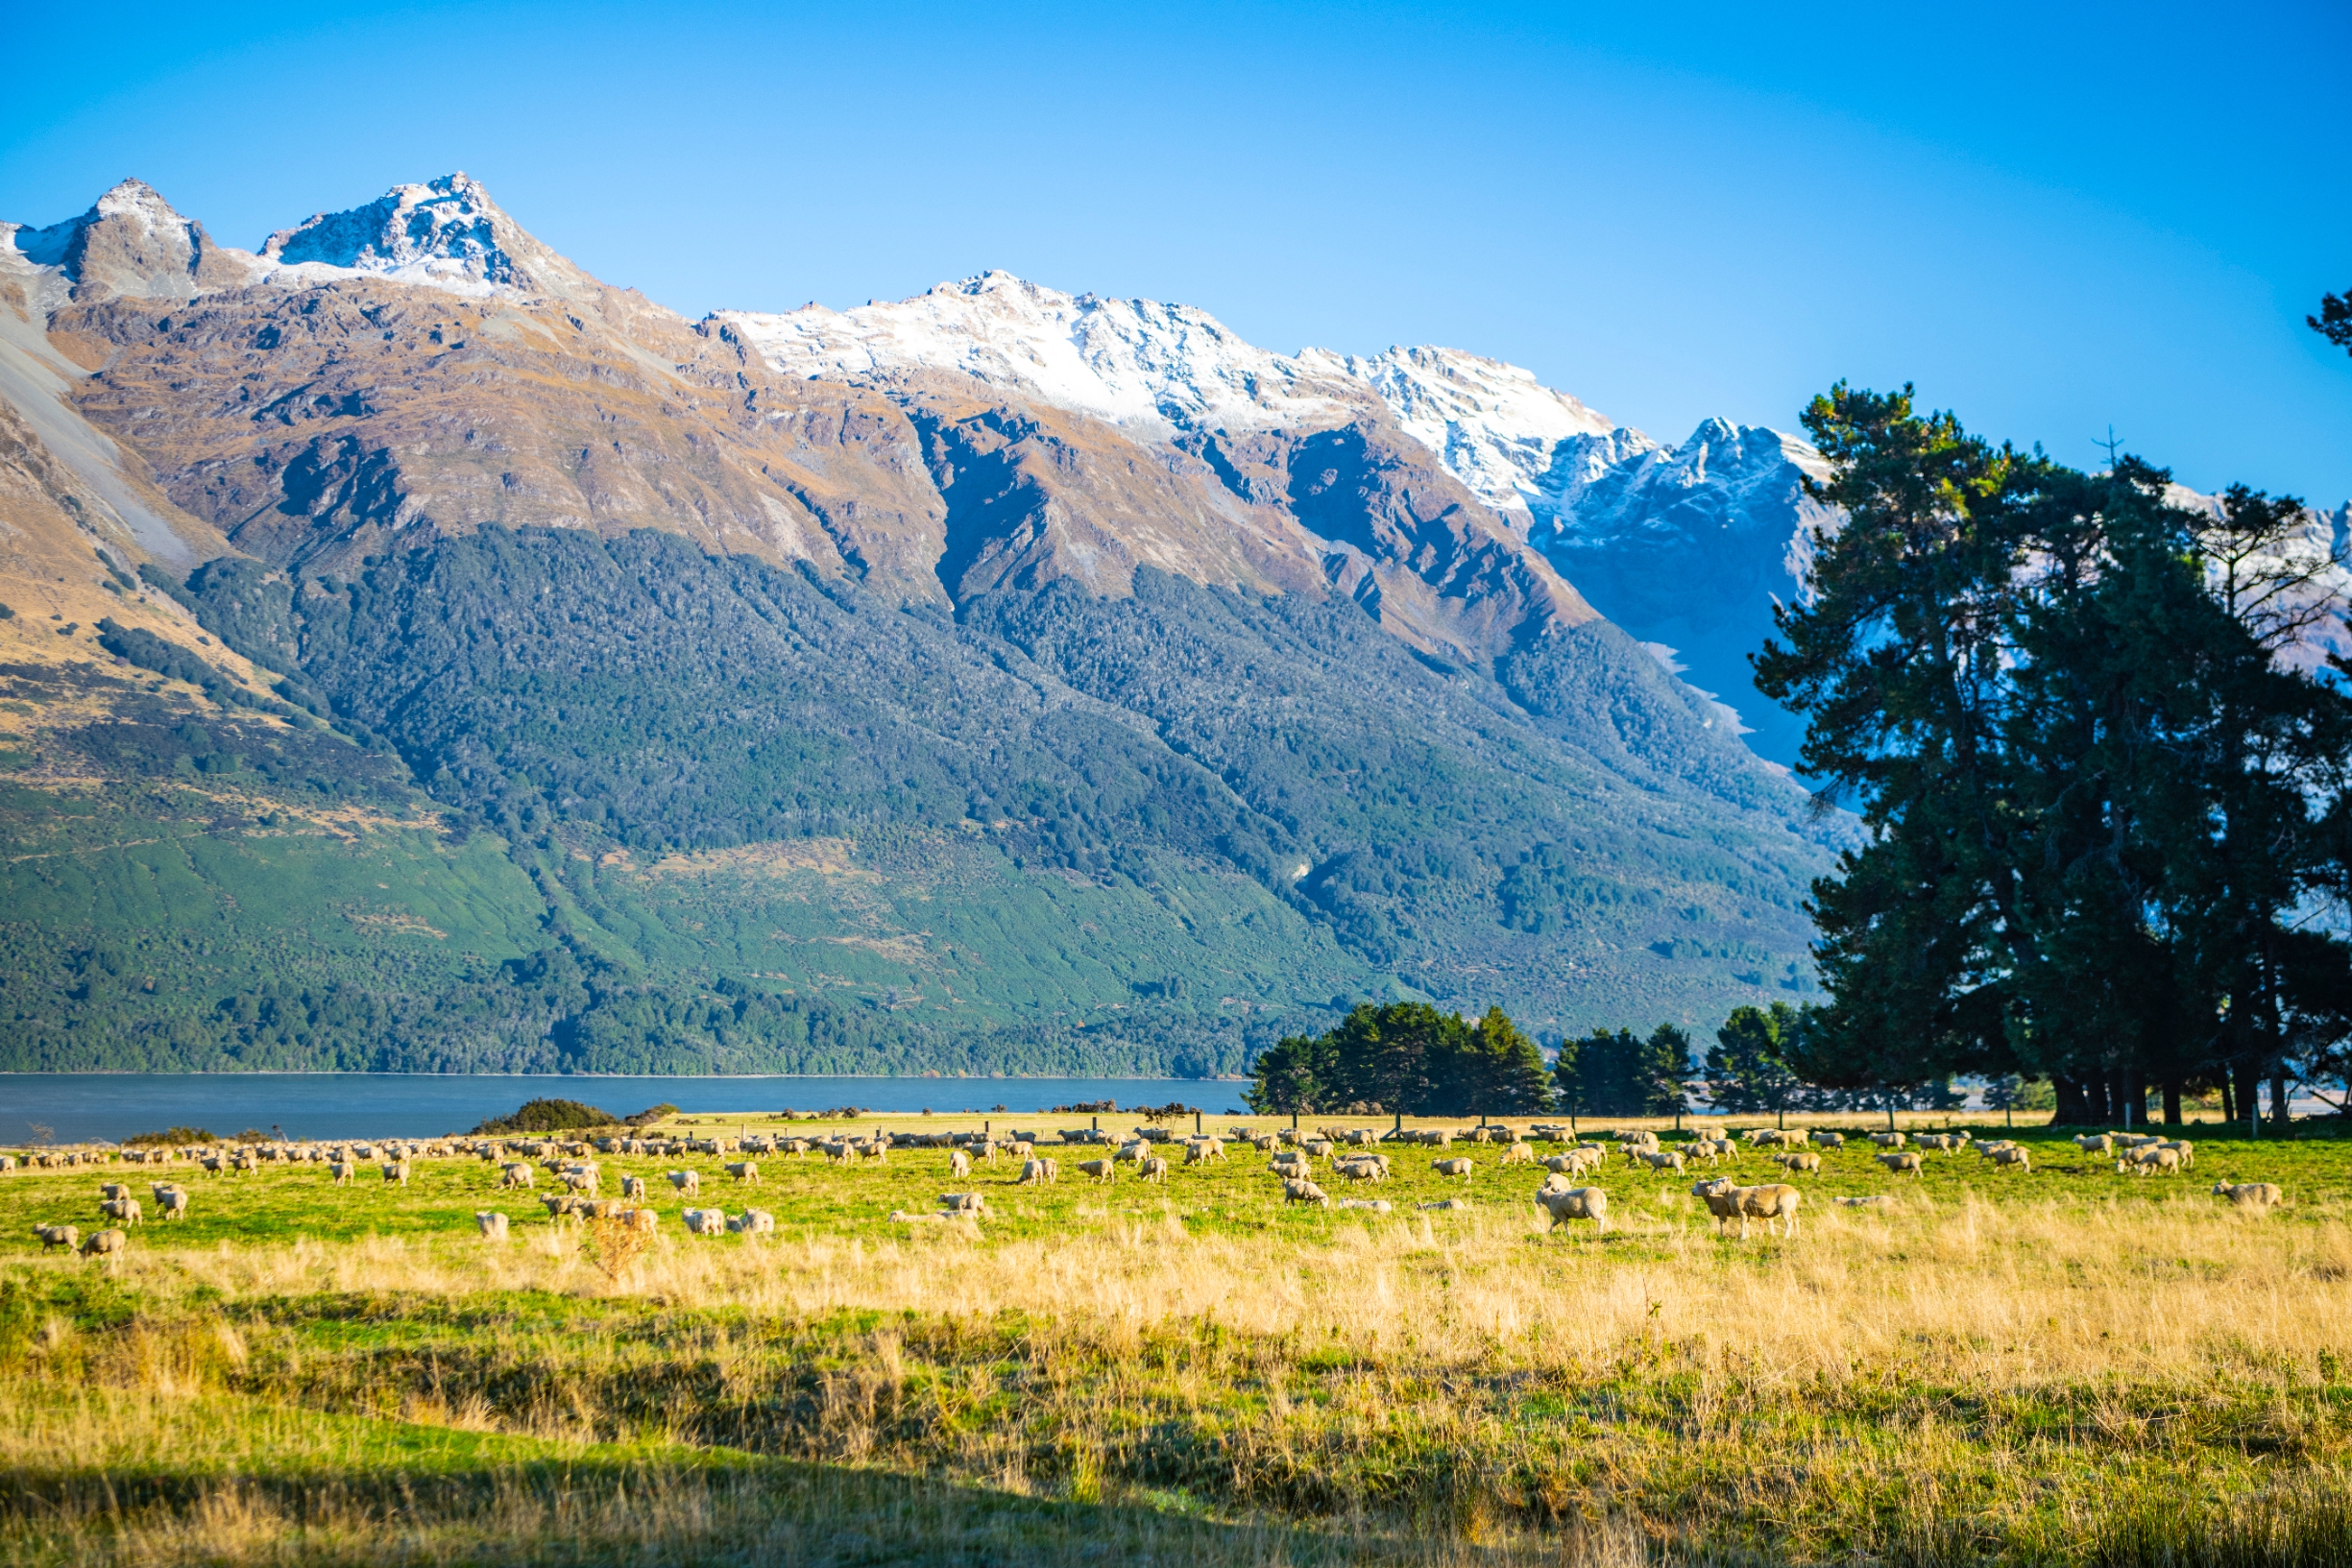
[0,1075,1241,1146]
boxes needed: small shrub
[473,1098,620,1134]
[122,1126,215,1147]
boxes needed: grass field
[3,1112,2349,1565]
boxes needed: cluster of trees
[1243,1002,1553,1117]
[1756,340,2352,1125]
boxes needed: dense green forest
[2,526,1838,1074]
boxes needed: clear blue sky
[5,1,2346,502]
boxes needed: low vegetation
[1,1111,2346,1564]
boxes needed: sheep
[1138,1156,1170,1184]
[667,1170,701,1195]
[1418,1198,1472,1212]
[1015,1158,1057,1186]
[1773,1151,1823,1176]
[620,1175,648,1200]
[1499,1141,1535,1167]
[151,1185,189,1220]
[1336,1158,1386,1184]
[33,1223,79,1252]
[1915,1133,1964,1153]
[1338,1197,1394,1214]
[99,1198,142,1226]
[728,1209,777,1235]
[1282,1178,1330,1207]
[1986,1146,2030,1172]
[620,1207,660,1232]
[1535,1185,1609,1232]
[2213,1181,2284,1211]
[99,1182,132,1202]
[1077,1159,1116,1184]
[1737,1183,1803,1239]
[1638,1149,1687,1174]
[724,1161,760,1184]
[79,1228,126,1262]
[948,1149,973,1180]
[561,1168,599,1194]
[543,1194,584,1219]
[1812,1131,1846,1149]
[681,1208,727,1236]
[1876,1151,1925,1177]
[329,1162,356,1186]
[500,1163,534,1189]
[1431,1157,1474,1180]
[1870,1132,1906,1149]
[474,1212,509,1240]
[2121,1147,2182,1176]
[938,1193,985,1214]
[2159,1140,2195,1170]
[1006,1141,1033,1160]
[1184,1139,1224,1166]
[382,1161,410,1188]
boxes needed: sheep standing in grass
[724,1161,760,1184]
[667,1170,700,1196]
[329,1162,354,1186]
[1432,1157,1474,1181]
[2159,1141,2195,1170]
[1535,1184,1608,1232]
[1282,1178,1330,1207]
[151,1185,188,1221]
[1638,1149,1686,1175]
[382,1161,410,1188]
[1138,1156,1170,1184]
[1774,1152,1822,1176]
[1737,1184,1802,1239]
[948,1150,972,1180]
[1077,1159,1116,1184]
[99,1198,141,1226]
[728,1210,776,1235]
[1871,1132,1906,1149]
[1986,1146,2030,1172]
[619,1175,647,1200]
[500,1163,533,1189]
[33,1224,78,1252]
[1499,1141,1534,1167]
[2074,1133,2115,1155]
[78,1228,125,1263]
[1015,1158,1057,1186]
[2213,1182,2284,1211]
[474,1212,509,1240]
[2121,1147,2182,1176]
[1877,1151,1925,1177]
[681,1208,726,1236]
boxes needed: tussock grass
[3,1120,2349,1562]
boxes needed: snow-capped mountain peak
[259,173,599,302]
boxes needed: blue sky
[5,1,2345,501]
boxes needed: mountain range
[0,172,1845,1074]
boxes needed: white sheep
[1774,1151,1823,1175]
[948,1149,972,1180]
[1534,1185,1608,1232]
[1876,1150,1925,1177]
[1431,1157,1474,1180]
[1077,1159,1116,1184]
[474,1211,510,1240]
[1282,1178,1330,1207]
[667,1170,701,1195]
[1985,1146,2029,1172]
[681,1208,726,1236]
[1015,1158,1057,1186]
[728,1209,776,1235]
[1337,1197,1393,1214]
[1138,1156,1170,1184]
[2212,1181,2283,1211]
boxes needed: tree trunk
[2053,1074,2095,1126]
[2163,1081,2182,1126]
[2220,1075,2236,1123]
[2271,1072,2291,1129]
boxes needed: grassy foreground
[3,1113,2350,1565]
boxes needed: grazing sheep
[330,1162,356,1186]
[78,1228,126,1262]
[1115,1141,1148,1165]
[1534,1185,1609,1232]
[728,1209,777,1235]
[1736,1183,1803,1239]
[724,1161,760,1184]
[1006,1141,1033,1160]
[151,1186,189,1220]
[33,1224,79,1252]
[1500,1141,1535,1167]
[382,1161,410,1188]
[2121,1147,2182,1176]
[667,1170,701,1195]
[1638,1149,1686,1174]
[1282,1178,1330,1207]
[1812,1131,1846,1149]
[619,1175,647,1200]
[681,1208,727,1236]
[1137,1156,1170,1184]
[2213,1182,2284,1211]
[620,1207,659,1232]
[1871,1132,1906,1149]
[1077,1158,1116,1183]
[99,1198,141,1226]
[500,1163,534,1189]
[1915,1133,1963,1153]
[99,1182,132,1202]
[938,1193,985,1214]
[1015,1158,1057,1186]
[948,1150,972,1180]
[1986,1146,2030,1172]
[1335,1158,1386,1183]
[561,1168,599,1194]
[1691,1177,1744,1233]
[1432,1157,1474,1180]
[543,1194,584,1219]
[1184,1139,1224,1166]
[1773,1152,1823,1176]
[0,1155,16,1172]
[2073,1133,2116,1155]
[2159,1140,2195,1170]
[1337,1198,1394,1214]
[474,1212,510,1240]
[1876,1151,1925,1177]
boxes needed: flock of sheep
[11,1117,2293,1264]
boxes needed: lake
[0,1075,1244,1146]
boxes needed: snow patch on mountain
[719,271,1360,432]
[259,173,596,302]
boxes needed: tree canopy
[1243,1001,1553,1117]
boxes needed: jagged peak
[257,172,600,302]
